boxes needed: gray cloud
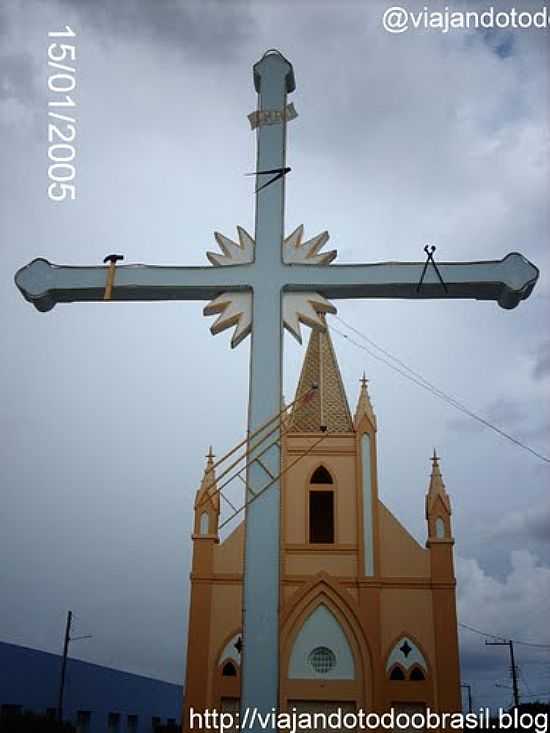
[488,499,550,546]
[0,52,36,103]
[0,6,37,106]
[533,341,550,380]
[50,0,256,61]
[485,399,527,427]
[447,396,528,435]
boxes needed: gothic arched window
[386,637,428,680]
[435,517,446,539]
[222,661,237,677]
[309,490,334,543]
[309,466,334,543]
[389,666,406,680]
[311,466,333,484]
[199,512,209,535]
[409,666,425,681]
[288,604,355,680]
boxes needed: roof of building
[289,319,354,433]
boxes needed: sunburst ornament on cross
[204,224,337,345]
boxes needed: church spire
[426,450,450,512]
[193,446,220,537]
[354,373,377,431]
[197,446,219,510]
[426,450,452,544]
[289,319,353,433]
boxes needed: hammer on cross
[102,254,124,300]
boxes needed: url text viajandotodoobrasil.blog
[189,707,549,733]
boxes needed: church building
[183,323,461,721]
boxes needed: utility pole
[57,610,72,722]
[486,640,520,708]
[56,610,92,722]
[461,683,473,713]
[509,640,520,709]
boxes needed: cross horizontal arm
[15,252,539,312]
[15,258,251,312]
[284,252,539,309]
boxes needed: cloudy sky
[1,0,549,712]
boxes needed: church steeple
[193,446,220,538]
[425,450,452,545]
[289,320,353,433]
[354,373,377,432]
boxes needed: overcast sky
[1,0,549,712]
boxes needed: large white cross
[15,50,539,723]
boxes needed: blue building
[0,641,182,732]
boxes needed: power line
[519,666,533,697]
[517,660,550,666]
[331,315,550,464]
[459,622,550,649]
[460,622,506,641]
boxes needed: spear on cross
[15,50,539,723]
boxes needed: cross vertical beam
[241,51,295,722]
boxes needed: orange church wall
[285,550,358,577]
[379,589,436,663]
[343,586,360,603]
[429,542,455,580]
[209,585,242,653]
[285,434,356,454]
[206,584,243,706]
[213,524,244,574]
[378,504,430,577]
[282,582,302,605]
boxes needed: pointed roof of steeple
[426,449,451,514]
[289,318,353,433]
[354,372,377,429]
[195,446,219,513]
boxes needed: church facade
[183,324,461,722]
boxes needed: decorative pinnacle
[426,448,450,507]
[197,445,219,513]
[430,449,444,481]
[203,446,216,483]
[354,371,376,429]
[201,446,216,484]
